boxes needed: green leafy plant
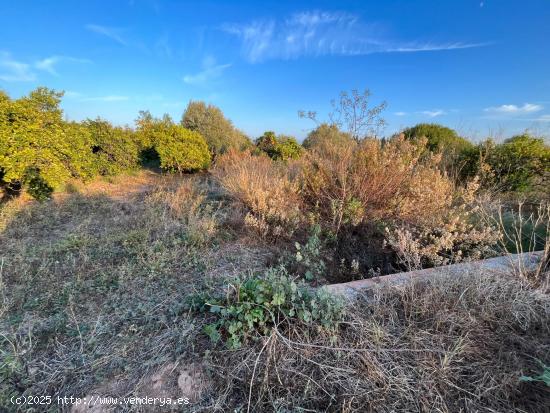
[520,361,550,386]
[195,267,343,349]
[256,131,303,161]
[294,225,326,281]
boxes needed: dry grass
[204,272,550,412]
[302,135,454,232]
[1,169,549,412]
[212,149,302,238]
[0,171,273,409]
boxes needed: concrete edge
[324,251,544,299]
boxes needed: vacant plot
[1,172,549,412]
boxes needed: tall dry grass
[205,272,550,412]
[212,149,302,238]
[301,135,454,234]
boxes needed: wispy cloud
[535,114,550,122]
[394,111,407,116]
[183,56,232,86]
[35,56,91,76]
[484,103,543,114]
[81,95,129,102]
[222,11,489,63]
[421,109,446,118]
[86,24,127,46]
[0,51,36,82]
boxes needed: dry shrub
[212,150,301,238]
[385,180,501,270]
[204,272,550,412]
[302,135,453,233]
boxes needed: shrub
[181,101,251,156]
[0,88,95,199]
[84,118,142,176]
[256,131,303,160]
[196,267,344,349]
[302,135,452,233]
[302,123,353,149]
[384,179,500,270]
[212,150,302,238]
[154,126,211,172]
[485,134,550,192]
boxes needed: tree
[402,123,472,153]
[302,123,353,150]
[486,134,550,192]
[299,88,387,141]
[0,88,92,199]
[137,111,211,172]
[154,125,211,172]
[84,118,142,176]
[255,131,303,161]
[402,123,476,177]
[181,101,250,155]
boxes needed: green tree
[0,88,93,199]
[154,125,211,172]
[486,134,550,192]
[84,118,142,176]
[402,123,476,176]
[302,123,353,150]
[256,131,303,160]
[181,101,250,155]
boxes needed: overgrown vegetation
[1,85,549,411]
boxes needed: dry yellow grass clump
[205,272,550,412]
[212,149,302,238]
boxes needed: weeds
[194,267,343,349]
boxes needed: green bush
[84,118,142,176]
[486,134,550,192]
[195,267,344,349]
[0,88,94,199]
[155,125,211,172]
[302,123,353,150]
[256,131,303,160]
[181,101,251,155]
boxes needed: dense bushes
[137,111,211,172]
[0,88,212,199]
[85,118,143,176]
[255,131,303,160]
[302,123,353,149]
[213,134,499,278]
[155,126,210,172]
[403,123,550,194]
[182,101,251,156]
[484,134,550,192]
[0,88,94,198]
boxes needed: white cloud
[86,24,127,46]
[421,109,446,118]
[223,11,489,63]
[0,51,36,82]
[536,114,550,122]
[183,56,232,85]
[35,56,91,76]
[394,111,407,116]
[484,103,543,114]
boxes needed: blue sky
[1,0,549,141]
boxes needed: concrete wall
[325,251,544,299]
